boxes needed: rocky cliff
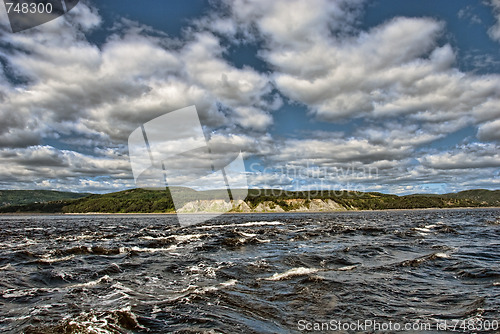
[177,198,347,213]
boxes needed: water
[0,209,499,333]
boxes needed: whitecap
[337,265,357,271]
[238,231,257,238]
[2,287,59,298]
[220,279,237,287]
[129,246,175,253]
[197,221,282,229]
[38,255,75,263]
[140,233,207,242]
[172,233,208,242]
[264,267,319,281]
[0,263,13,271]
[69,275,112,288]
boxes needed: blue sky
[0,0,499,194]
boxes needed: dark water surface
[0,209,499,333]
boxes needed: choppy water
[0,209,499,333]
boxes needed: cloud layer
[0,0,498,194]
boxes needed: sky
[0,0,499,195]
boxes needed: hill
[442,189,500,206]
[0,190,89,208]
[0,188,497,214]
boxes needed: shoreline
[0,206,499,216]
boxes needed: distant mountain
[0,188,497,214]
[0,190,89,208]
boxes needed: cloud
[457,6,482,25]
[211,0,500,141]
[477,119,500,141]
[419,143,500,169]
[0,145,130,176]
[222,0,363,41]
[272,18,499,123]
[0,145,133,192]
[488,0,500,41]
[273,137,410,165]
[0,2,280,192]
[0,0,498,194]
[0,3,277,152]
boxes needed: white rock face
[176,198,347,213]
[254,201,285,213]
[232,200,252,213]
[306,199,344,212]
[177,200,233,213]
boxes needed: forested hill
[0,188,498,214]
[0,190,89,208]
[443,189,500,206]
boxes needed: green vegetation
[0,188,497,214]
[0,190,89,208]
[62,188,176,213]
[442,189,500,207]
[244,189,484,210]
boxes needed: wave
[140,233,208,242]
[264,267,320,281]
[399,252,450,267]
[457,268,500,279]
[2,287,60,299]
[22,306,144,334]
[411,222,457,235]
[485,218,500,225]
[221,232,271,247]
[155,279,239,305]
[220,279,237,287]
[54,244,181,257]
[129,246,179,253]
[197,221,283,229]
[69,275,112,288]
[0,263,14,270]
[56,245,125,256]
[37,255,75,264]
[337,264,358,271]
